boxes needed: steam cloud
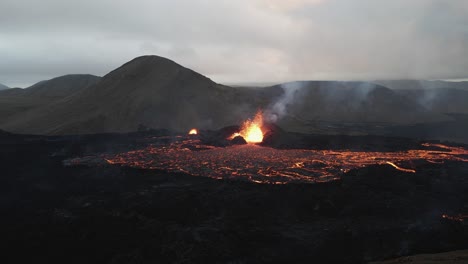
[265,82,303,123]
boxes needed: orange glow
[188,128,198,135]
[68,140,468,185]
[230,111,264,143]
[385,162,416,173]
[442,214,468,222]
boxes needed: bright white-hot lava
[230,111,264,143]
[188,128,198,135]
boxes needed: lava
[385,162,416,173]
[65,136,468,184]
[188,128,198,135]
[230,111,264,143]
[442,214,468,222]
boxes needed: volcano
[228,110,265,143]
[0,56,255,135]
[1,55,467,263]
[0,55,458,138]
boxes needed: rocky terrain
[372,249,468,264]
[1,129,468,263]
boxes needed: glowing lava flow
[230,111,264,143]
[385,162,416,173]
[65,137,468,184]
[442,214,468,222]
[188,129,198,135]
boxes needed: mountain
[0,74,101,98]
[0,88,24,96]
[394,88,468,114]
[373,80,468,90]
[0,83,9,90]
[0,56,255,135]
[0,74,101,122]
[0,96,55,122]
[0,56,452,135]
[372,80,468,114]
[22,74,101,98]
[267,81,450,133]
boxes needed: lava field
[2,130,468,263]
[65,135,468,184]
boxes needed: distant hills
[21,74,100,98]
[373,80,468,114]
[395,88,468,114]
[0,74,101,123]
[0,56,254,134]
[0,83,9,90]
[0,55,466,136]
[373,80,468,90]
[0,74,100,98]
[269,81,449,129]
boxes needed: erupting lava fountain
[230,111,264,143]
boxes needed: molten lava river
[66,136,468,184]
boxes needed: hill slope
[0,74,101,98]
[0,56,254,135]
[0,83,9,90]
[268,81,450,133]
[373,80,468,90]
[0,75,101,122]
[394,88,468,114]
[0,56,452,135]
[23,74,101,98]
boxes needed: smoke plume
[265,82,304,123]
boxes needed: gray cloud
[1,0,468,87]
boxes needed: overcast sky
[1,0,468,87]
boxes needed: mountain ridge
[0,55,456,135]
[0,56,251,134]
[0,74,101,98]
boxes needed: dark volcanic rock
[200,125,240,147]
[231,135,247,145]
[1,131,468,263]
[260,123,422,151]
